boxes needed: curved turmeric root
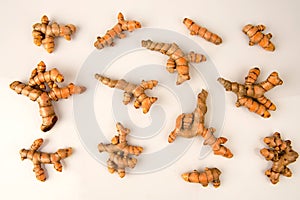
[95,74,158,114]
[20,138,72,181]
[168,89,233,158]
[182,167,222,188]
[183,18,222,45]
[94,12,141,49]
[260,132,298,184]
[142,40,206,85]
[242,24,275,51]
[32,15,76,53]
[10,61,86,132]
[98,123,143,178]
[218,67,283,118]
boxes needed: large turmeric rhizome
[10,61,86,132]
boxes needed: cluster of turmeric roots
[13,13,296,185]
[260,132,298,184]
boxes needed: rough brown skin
[242,24,275,51]
[95,74,158,114]
[94,12,141,49]
[10,61,86,132]
[20,138,72,182]
[168,89,233,158]
[32,15,76,53]
[260,132,299,184]
[98,123,143,178]
[218,67,283,118]
[183,18,222,45]
[182,167,222,187]
[141,39,206,85]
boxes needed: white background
[1,0,300,199]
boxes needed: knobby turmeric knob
[32,15,76,53]
[260,132,298,184]
[242,24,275,51]
[98,123,143,178]
[182,168,222,188]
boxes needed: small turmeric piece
[94,12,141,49]
[20,138,72,181]
[98,123,143,178]
[242,24,275,51]
[95,74,158,114]
[142,39,206,85]
[183,18,222,45]
[218,67,283,118]
[32,15,76,53]
[182,167,222,188]
[168,89,233,158]
[10,61,86,132]
[260,132,299,184]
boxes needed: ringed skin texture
[20,138,72,182]
[98,123,143,178]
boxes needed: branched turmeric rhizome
[94,12,141,49]
[141,39,206,85]
[243,24,275,51]
[20,138,72,181]
[32,15,76,53]
[218,67,283,118]
[98,123,143,178]
[10,61,86,132]
[260,132,298,184]
[169,89,233,158]
[95,74,158,114]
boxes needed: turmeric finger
[32,15,76,53]
[183,18,222,45]
[182,168,222,187]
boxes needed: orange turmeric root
[183,18,222,45]
[242,24,275,51]
[10,61,86,132]
[168,89,233,158]
[142,39,206,85]
[182,167,222,187]
[98,123,143,178]
[32,15,76,53]
[20,138,72,181]
[218,67,283,118]
[260,132,299,184]
[95,74,158,114]
[94,12,141,49]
